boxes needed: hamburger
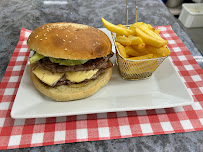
[27,22,113,101]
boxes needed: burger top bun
[27,22,112,60]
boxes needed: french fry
[154,29,161,35]
[138,26,165,41]
[116,42,127,58]
[147,24,154,31]
[137,43,146,50]
[129,22,146,35]
[152,54,159,58]
[125,46,142,57]
[116,24,126,36]
[101,18,133,36]
[129,22,146,36]
[132,45,151,55]
[128,35,143,45]
[129,22,144,29]
[117,24,127,29]
[146,45,170,57]
[127,54,153,60]
[135,28,167,47]
[115,36,132,46]
[116,34,122,37]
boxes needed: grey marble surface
[0,0,203,151]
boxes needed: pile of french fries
[101,18,170,60]
[101,18,170,77]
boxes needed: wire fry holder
[112,0,169,80]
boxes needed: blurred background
[163,0,203,56]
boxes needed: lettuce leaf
[29,51,88,66]
[49,57,88,66]
[29,52,45,63]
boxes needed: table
[0,0,203,151]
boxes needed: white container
[178,3,203,28]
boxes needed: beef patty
[37,53,113,73]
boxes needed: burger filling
[29,51,113,87]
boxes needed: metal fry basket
[112,0,170,80]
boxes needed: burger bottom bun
[30,68,112,101]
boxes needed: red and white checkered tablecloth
[0,26,203,150]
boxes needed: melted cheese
[66,69,99,83]
[33,66,64,86]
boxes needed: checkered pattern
[0,26,203,150]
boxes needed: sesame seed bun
[27,22,112,60]
[30,67,112,101]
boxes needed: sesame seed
[93,44,96,46]
[40,39,42,41]
[63,39,66,42]
[44,33,46,36]
[35,35,38,38]
[45,37,47,39]
[75,35,78,39]
[67,30,70,32]
[65,48,67,50]
[69,41,72,43]
[56,34,58,36]
[66,35,68,37]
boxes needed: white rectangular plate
[11,29,194,119]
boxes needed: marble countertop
[0,0,203,151]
